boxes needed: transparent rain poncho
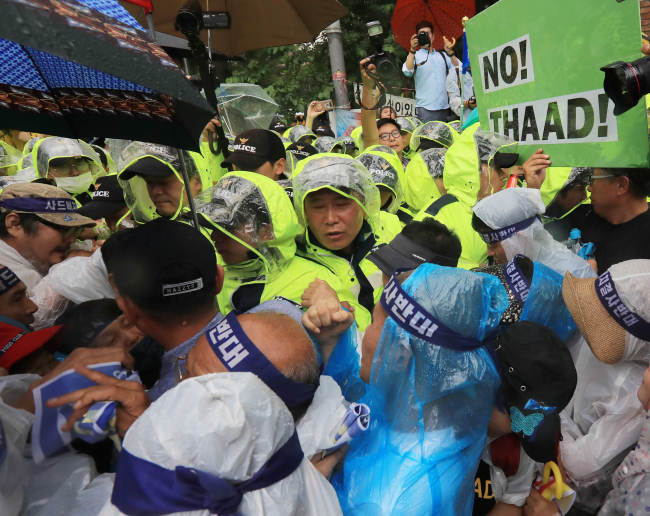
[474,130,518,169]
[98,373,343,516]
[116,142,207,223]
[314,136,344,154]
[395,117,416,134]
[448,120,462,133]
[91,144,117,175]
[333,264,505,515]
[421,148,446,179]
[19,152,33,171]
[0,166,37,191]
[195,172,299,277]
[292,155,381,237]
[105,138,132,164]
[402,148,447,211]
[357,152,404,214]
[407,116,423,128]
[0,141,24,176]
[540,167,592,208]
[472,188,597,279]
[362,144,397,156]
[284,150,296,179]
[411,121,457,151]
[33,137,104,181]
[288,125,317,144]
[22,137,39,156]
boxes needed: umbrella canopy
[0,0,215,152]
[217,83,278,136]
[391,0,475,52]
[118,0,350,58]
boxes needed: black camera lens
[175,0,203,37]
[418,32,430,47]
[601,56,650,115]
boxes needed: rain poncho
[561,261,650,509]
[357,150,405,237]
[32,137,105,204]
[116,141,211,223]
[98,373,343,516]
[292,154,388,330]
[403,148,446,211]
[413,126,516,269]
[472,188,597,279]
[410,120,458,151]
[333,264,505,515]
[314,136,345,154]
[287,125,317,144]
[195,171,363,316]
[0,141,23,176]
[90,145,117,176]
[539,167,591,222]
[350,126,364,153]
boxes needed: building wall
[643,0,650,35]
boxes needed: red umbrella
[391,0,475,52]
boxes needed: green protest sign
[465,0,650,168]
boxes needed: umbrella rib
[284,0,313,38]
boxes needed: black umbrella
[0,0,214,153]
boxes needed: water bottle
[562,228,583,255]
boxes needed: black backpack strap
[397,208,413,225]
[438,50,450,77]
[231,282,266,314]
[350,232,378,314]
[424,194,458,218]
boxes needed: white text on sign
[486,89,618,145]
[479,34,535,93]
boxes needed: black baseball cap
[287,142,317,161]
[495,321,578,463]
[314,125,335,138]
[119,157,175,181]
[221,129,286,171]
[269,121,287,133]
[493,152,520,168]
[109,218,217,302]
[77,176,127,220]
[367,233,459,276]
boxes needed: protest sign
[466,0,649,167]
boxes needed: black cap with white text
[221,129,286,172]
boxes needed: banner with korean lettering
[465,0,649,167]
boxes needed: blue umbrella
[0,0,214,152]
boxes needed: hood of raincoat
[333,264,505,514]
[195,171,300,281]
[116,142,209,223]
[292,154,381,241]
[410,121,458,151]
[313,136,344,154]
[32,137,104,181]
[402,148,447,211]
[357,149,404,214]
[443,126,517,209]
[0,141,23,176]
[395,117,417,134]
[287,125,317,143]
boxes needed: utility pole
[324,21,350,109]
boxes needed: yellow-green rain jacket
[539,167,591,222]
[292,154,391,330]
[403,148,447,212]
[0,141,23,176]
[32,137,106,206]
[414,125,517,269]
[195,171,363,317]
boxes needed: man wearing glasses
[525,151,650,273]
[0,183,96,316]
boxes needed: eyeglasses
[38,220,85,240]
[173,354,187,385]
[587,173,616,185]
[51,157,91,176]
[378,130,401,142]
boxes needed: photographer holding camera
[403,21,459,123]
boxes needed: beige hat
[562,260,650,364]
[0,183,95,228]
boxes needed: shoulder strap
[397,208,413,225]
[351,232,378,314]
[231,282,266,314]
[438,50,450,77]
[424,193,458,218]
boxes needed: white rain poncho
[333,264,505,515]
[314,136,344,154]
[288,126,317,144]
[116,142,208,223]
[472,188,597,279]
[98,373,343,516]
[0,141,23,176]
[33,137,105,182]
[357,152,404,214]
[561,261,650,508]
[292,155,381,237]
[410,121,457,151]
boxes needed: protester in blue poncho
[332,264,508,515]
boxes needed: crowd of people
[0,18,650,516]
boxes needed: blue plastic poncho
[333,264,506,515]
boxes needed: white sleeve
[446,70,462,116]
[402,60,414,77]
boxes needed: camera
[175,0,231,38]
[418,31,431,47]
[601,56,650,115]
[365,21,398,80]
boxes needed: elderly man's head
[185,311,320,419]
[588,168,650,222]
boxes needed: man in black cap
[314,125,335,139]
[77,175,129,237]
[222,129,287,181]
[287,142,318,161]
[269,120,287,134]
[367,218,462,285]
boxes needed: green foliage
[226,0,413,123]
